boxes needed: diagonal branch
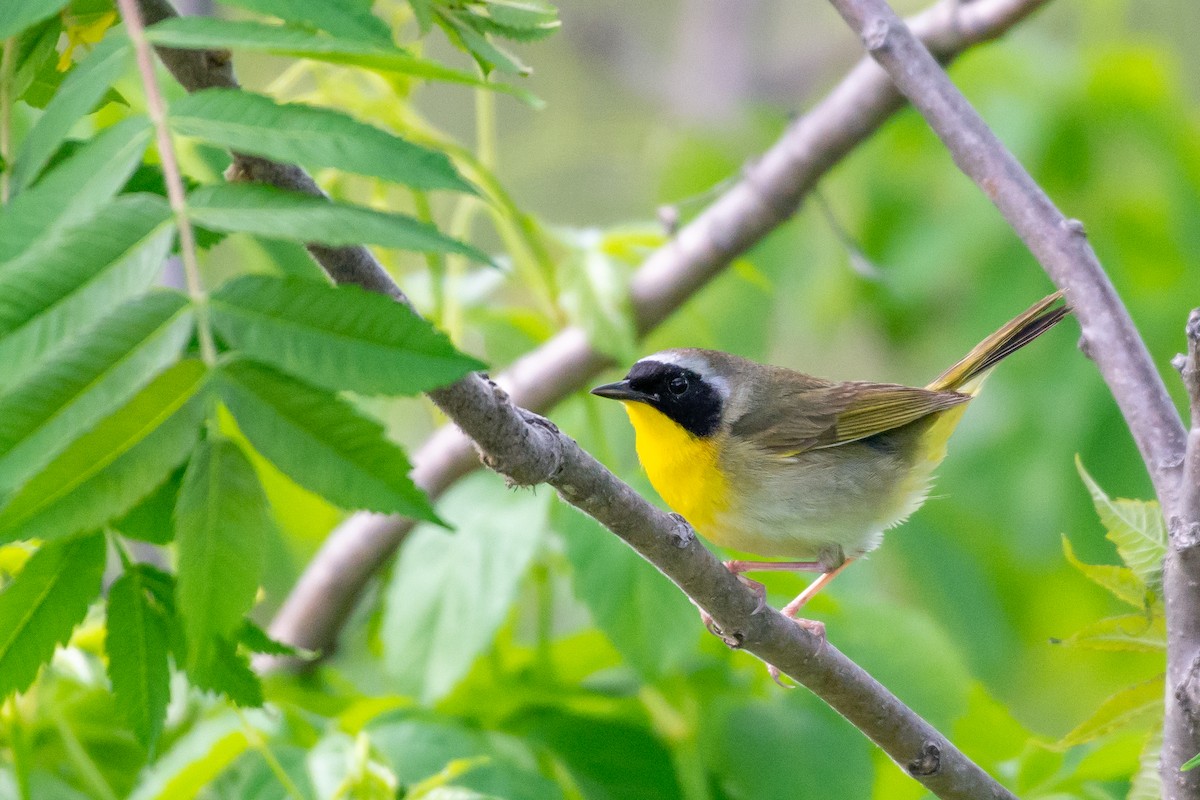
[822,0,1191,794]
[264,0,1053,660]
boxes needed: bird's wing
[730,381,970,458]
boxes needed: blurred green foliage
[2,0,1199,798]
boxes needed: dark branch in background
[264,0,1053,662]
[822,0,1193,795]
[1165,310,1200,799]
[131,0,1055,795]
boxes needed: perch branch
[823,0,1193,793]
[262,0,1054,660]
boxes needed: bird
[591,292,1068,662]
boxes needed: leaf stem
[412,191,447,323]
[1,37,15,205]
[235,708,309,800]
[115,0,216,365]
[50,707,119,800]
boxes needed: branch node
[1169,515,1200,552]
[1077,334,1094,361]
[1175,354,1189,375]
[668,513,696,548]
[657,205,680,236]
[906,741,942,777]
[1061,217,1087,238]
[483,408,565,488]
[862,17,894,51]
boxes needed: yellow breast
[621,401,729,534]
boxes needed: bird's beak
[590,380,649,403]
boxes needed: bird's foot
[767,617,827,688]
[722,563,768,614]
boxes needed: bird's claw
[699,609,743,648]
[765,617,827,688]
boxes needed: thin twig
[262,0,1053,663]
[117,0,216,364]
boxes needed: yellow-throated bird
[592,292,1068,640]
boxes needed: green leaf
[1055,676,1164,748]
[106,566,172,752]
[0,532,106,698]
[0,194,175,386]
[0,118,153,263]
[555,500,697,679]
[1182,750,1200,772]
[209,275,484,395]
[111,467,184,545]
[170,88,475,193]
[557,235,637,363]
[187,184,492,263]
[187,634,264,707]
[0,359,209,544]
[128,711,276,800]
[1131,730,1163,800]
[381,473,546,702]
[237,618,301,658]
[0,292,194,497]
[1060,534,1146,609]
[175,438,271,659]
[1054,612,1165,652]
[1076,456,1167,594]
[217,360,440,522]
[214,0,392,45]
[11,33,131,192]
[144,18,540,105]
[0,0,70,43]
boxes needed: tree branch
[1164,310,1200,798]
[822,0,1192,794]
[264,0,1053,661]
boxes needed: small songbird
[592,292,1068,652]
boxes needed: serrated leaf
[0,532,105,698]
[0,359,209,544]
[0,292,194,497]
[0,119,153,264]
[111,467,184,545]
[187,634,264,707]
[1061,534,1146,609]
[381,473,546,703]
[0,0,70,46]
[215,0,392,45]
[217,360,440,522]
[145,18,540,105]
[12,17,65,107]
[555,500,697,679]
[175,438,271,660]
[106,566,172,752]
[210,275,484,395]
[438,10,529,76]
[0,195,175,385]
[1055,676,1164,749]
[237,618,301,658]
[1076,457,1167,594]
[170,88,474,193]
[187,184,491,263]
[11,33,131,192]
[1131,730,1163,800]
[1055,613,1165,652]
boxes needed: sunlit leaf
[381,474,546,702]
[0,194,175,386]
[0,359,208,544]
[106,565,172,752]
[1129,730,1163,800]
[309,732,399,800]
[145,18,540,105]
[170,89,475,193]
[1060,534,1146,609]
[1076,457,1166,593]
[1054,612,1165,652]
[217,360,440,522]
[127,711,276,800]
[0,292,194,499]
[214,0,392,45]
[187,184,492,263]
[0,532,105,698]
[175,438,271,660]
[10,33,131,192]
[0,0,70,39]
[209,275,485,395]
[1055,676,1164,748]
[0,118,153,263]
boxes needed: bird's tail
[927,291,1069,395]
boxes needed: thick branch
[267,0,1052,660]
[1164,310,1200,798]
[826,0,1186,513]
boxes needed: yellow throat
[621,400,728,534]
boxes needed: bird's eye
[668,376,689,395]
